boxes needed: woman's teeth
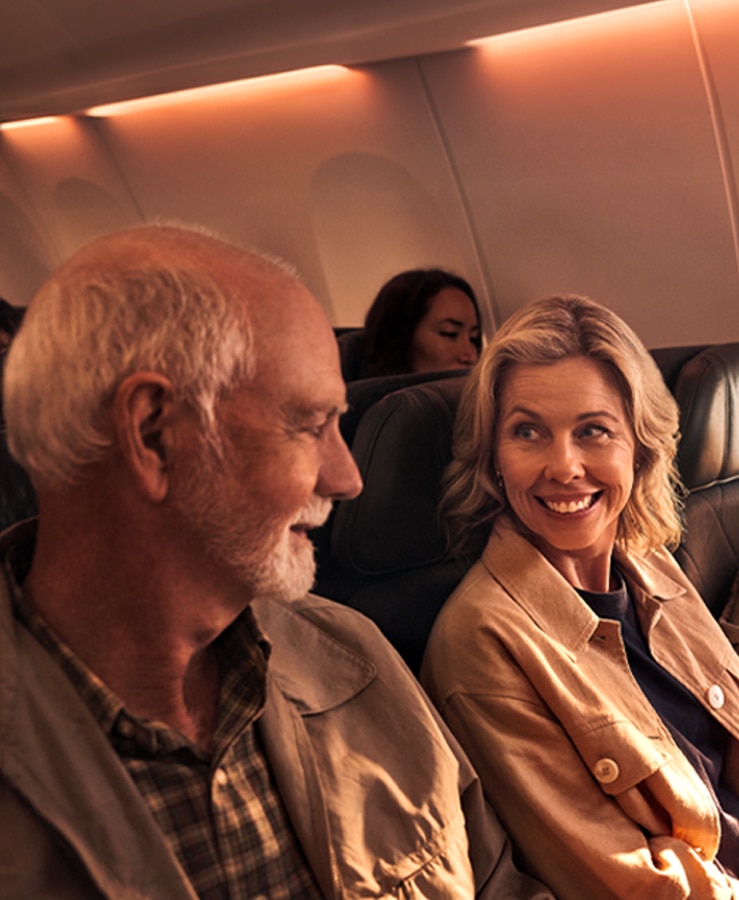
[543,496,595,514]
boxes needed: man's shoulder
[255,592,394,660]
[252,593,428,714]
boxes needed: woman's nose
[458,336,478,365]
[544,437,585,482]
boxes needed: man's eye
[304,422,328,438]
[439,331,459,340]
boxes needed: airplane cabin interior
[6,7,739,897]
[2,0,739,672]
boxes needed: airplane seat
[0,353,37,533]
[0,426,36,532]
[309,367,470,629]
[668,342,739,618]
[340,368,468,446]
[313,375,469,673]
[649,344,707,391]
[336,328,366,381]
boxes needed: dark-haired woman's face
[408,288,480,373]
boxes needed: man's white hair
[2,228,276,490]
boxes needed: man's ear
[113,372,176,502]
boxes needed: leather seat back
[670,344,739,616]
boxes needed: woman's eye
[513,423,539,441]
[580,423,608,439]
[439,330,459,340]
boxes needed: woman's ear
[113,372,175,502]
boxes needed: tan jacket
[422,518,739,899]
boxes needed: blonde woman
[422,294,739,898]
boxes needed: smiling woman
[421,293,739,898]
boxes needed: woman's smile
[536,491,602,515]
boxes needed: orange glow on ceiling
[85,64,357,117]
[467,0,675,49]
[0,115,62,132]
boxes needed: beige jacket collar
[481,517,688,652]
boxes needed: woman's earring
[496,471,504,489]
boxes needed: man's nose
[317,427,363,500]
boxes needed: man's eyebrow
[283,403,348,425]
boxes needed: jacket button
[707,684,725,709]
[593,758,620,784]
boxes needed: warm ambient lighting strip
[85,64,353,117]
[0,116,62,132]
[0,64,352,129]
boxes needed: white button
[214,769,229,787]
[707,684,725,709]
[593,758,620,784]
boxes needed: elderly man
[0,226,549,898]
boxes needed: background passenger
[362,268,481,376]
[422,294,739,898]
[0,298,35,529]
[0,298,25,352]
[0,225,551,899]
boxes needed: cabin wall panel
[89,63,490,327]
[689,0,739,267]
[0,116,143,304]
[420,0,739,346]
[0,155,55,304]
[1,0,739,348]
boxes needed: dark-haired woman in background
[362,269,481,376]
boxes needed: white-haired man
[0,226,551,898]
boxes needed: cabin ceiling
[0,0,655,123]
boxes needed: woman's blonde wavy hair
[442,294,684,559]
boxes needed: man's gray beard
[172,445,330,602]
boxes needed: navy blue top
[578,573,739,875]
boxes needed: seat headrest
[331,377,465,576]
[673,343,739,490]
[336,328,366,381]
[342,368,467,446]
[650,344,706,391]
